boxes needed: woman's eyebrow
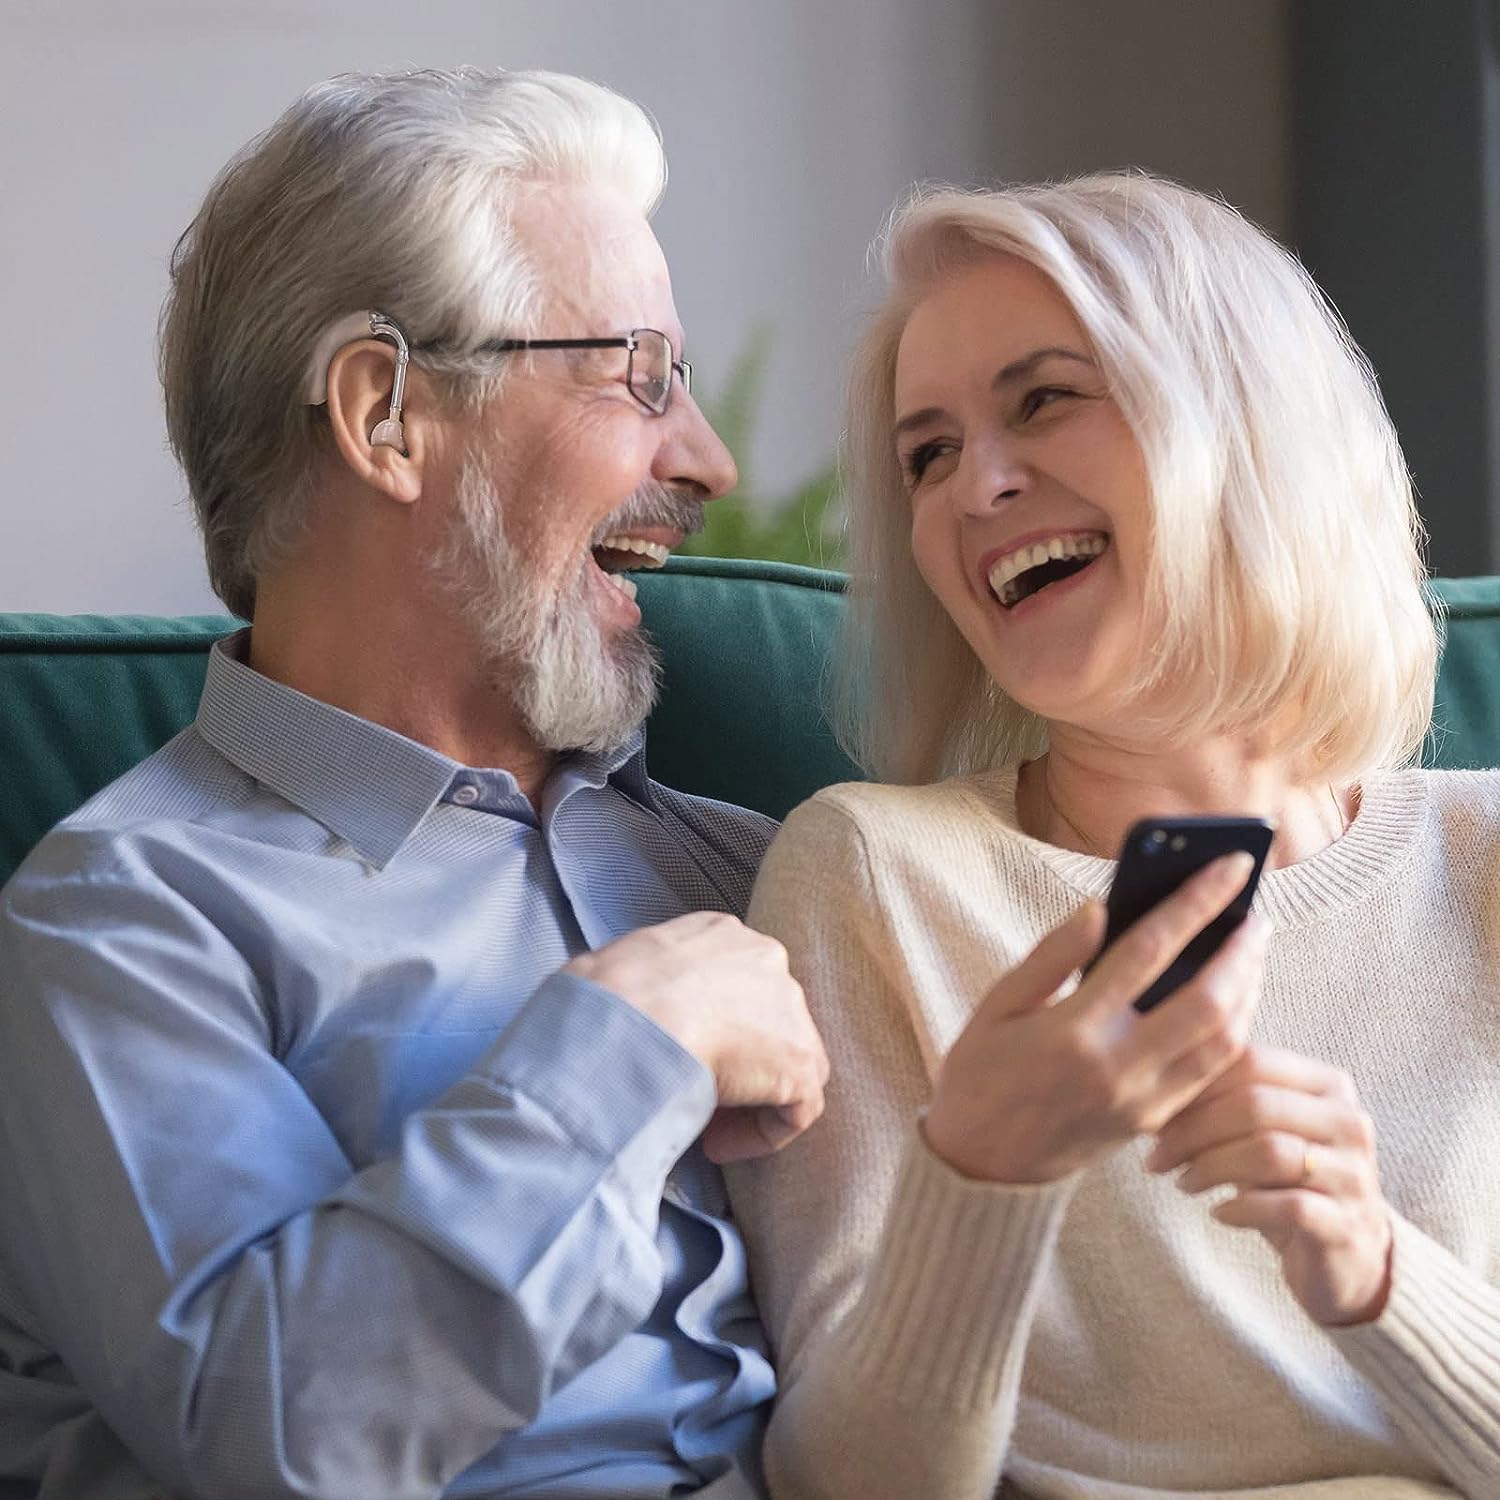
[894,346,1097,437]
[992,346,1095,389]
[893,405,947,440]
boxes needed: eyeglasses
[458,329,692,416]
[303,314,693,421]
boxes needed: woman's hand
[924,853,1268,1186]
[1147,1045,1393,1326]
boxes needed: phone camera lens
[1169,834,1187,852]
[1143,829,1167,856]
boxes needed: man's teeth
[603,572,638,601]
[596,534,671,567]
[987,533,1108,607]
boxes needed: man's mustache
[591,483,706,544]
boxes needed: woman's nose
[955,440,1028,517]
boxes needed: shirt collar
[540,726,655,822]
[195,631,657,867]
[611,733,656,809]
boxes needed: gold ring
[1299,1144,1316,1187]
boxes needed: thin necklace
[1328,783,1351,840]
[1040,764,1112,859]
[1043,771,1351,861]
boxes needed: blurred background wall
[3,0,1489,609]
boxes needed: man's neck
[1015,728,1351,870]
[247,581,556,809]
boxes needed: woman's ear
[323,340,428,505]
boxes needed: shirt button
[452,783,480,806]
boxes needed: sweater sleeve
[723,793,1074,1500]
[1328,1210,1500,1491]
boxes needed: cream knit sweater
[725,768,1500,1500]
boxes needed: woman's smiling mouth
[984,530,1110,610]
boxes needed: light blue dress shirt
[0,633,779,1500]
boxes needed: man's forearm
[1,908,713,1500]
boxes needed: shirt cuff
[475,969,717,1170]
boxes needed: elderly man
[0,69,827,1500]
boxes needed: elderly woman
[725,174,1500,1499]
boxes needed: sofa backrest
[1426,577,1500,771]
[0,558,856,887]
[1,562,1497,888]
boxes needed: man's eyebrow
[894,346,1098,439]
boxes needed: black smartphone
[1089,816,1273,1012]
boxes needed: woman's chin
[976,624,1142,732]
[986,667,1103,724]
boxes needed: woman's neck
[1014,730,1355,870]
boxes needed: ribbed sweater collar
[973,768,1428,930]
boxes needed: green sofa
[2,559,1499,888]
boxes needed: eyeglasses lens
[628,330,673,414]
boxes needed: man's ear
[324,340,428,505]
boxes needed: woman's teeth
[987,533,1108,608]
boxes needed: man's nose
[658,392,739,501]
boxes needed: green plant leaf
[697,323,772,499]
[683,328,846,567]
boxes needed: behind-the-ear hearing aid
[302,309,411,453]
[366,312,410,451]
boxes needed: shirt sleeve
[0,845,716,1500]
[1328,1210,1500,1491]
[723,794,1073,1500]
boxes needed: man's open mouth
[986,532,1109,610]
[590,533,673,601]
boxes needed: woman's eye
[901,441,954,484]
[1020,386,1074,420]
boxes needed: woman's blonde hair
[836,172,1440,786]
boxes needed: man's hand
[1147,1045,1393,1326]
[924,854,1267,1185]
[566,912,829,1164]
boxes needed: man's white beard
[431,455,662,754]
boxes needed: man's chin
[516,617,661,754]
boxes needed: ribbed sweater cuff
[1330,1212,1500,1475]
[835,1123,1076,1412]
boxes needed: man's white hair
[160,67,666,619]
[837,172,1440,786]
